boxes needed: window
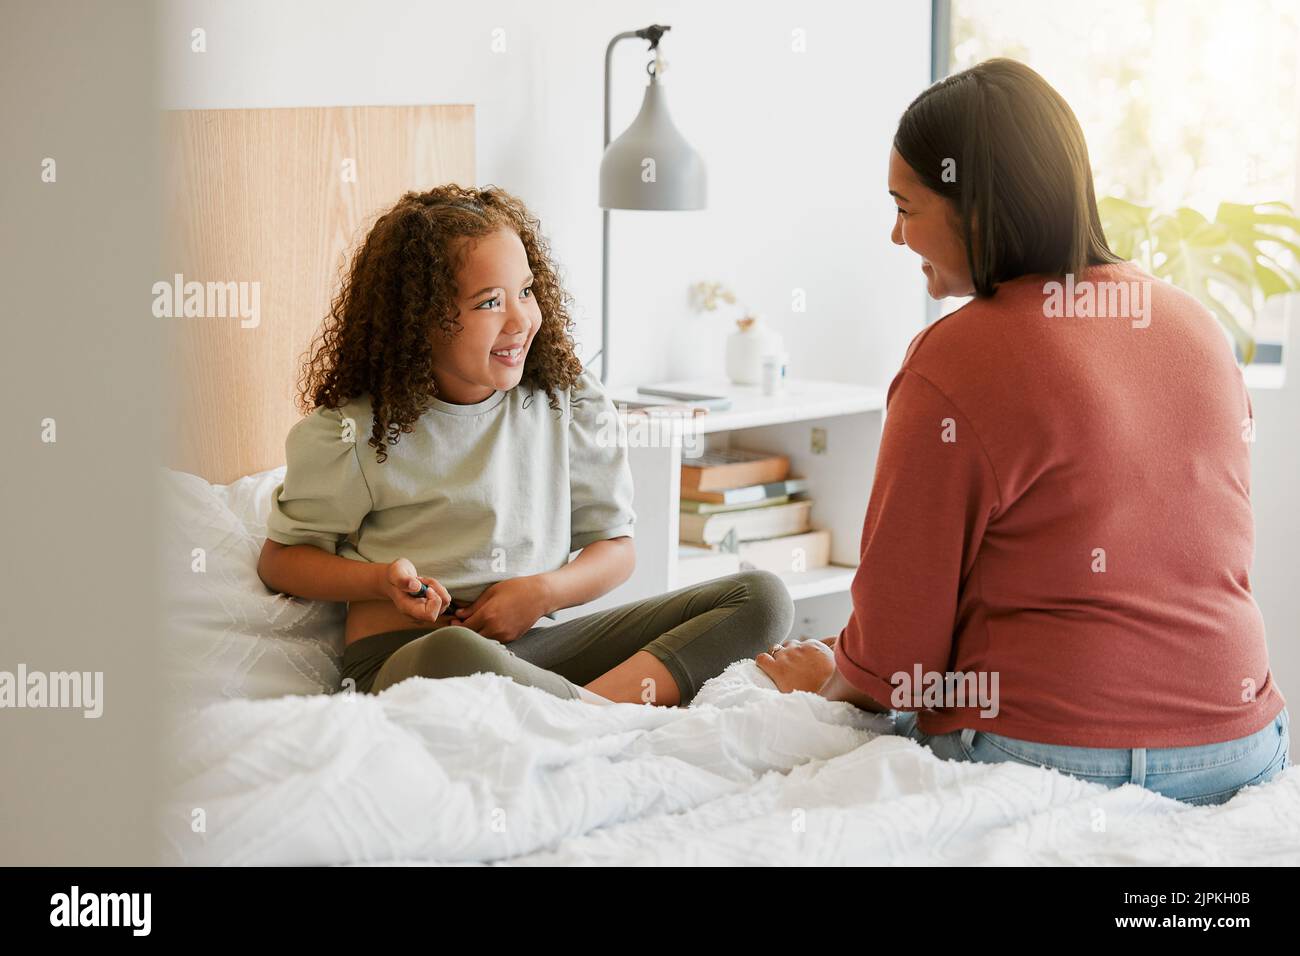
[933,0,1300,373]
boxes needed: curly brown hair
[295,184,585,463]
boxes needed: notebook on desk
[634,386,733,410]
[614,399,709,418]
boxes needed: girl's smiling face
[888,146,974,300]
[432,226,542,404]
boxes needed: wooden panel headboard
[161,105,475,484]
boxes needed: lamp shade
[599,76,706,210]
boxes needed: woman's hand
[756,639,838,695]
[453,575,552,643]
[381,557,452,626]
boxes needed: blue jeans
[893,707,1291,806]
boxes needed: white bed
[157,465,1300,866]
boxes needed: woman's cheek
[905,224,926,258]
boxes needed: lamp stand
[599,25,671,385]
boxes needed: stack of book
[678,447,831,586]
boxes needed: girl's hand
[454,575,552,644]
[755,640,837,695]
[382,558,452,625]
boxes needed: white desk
[553,378,886,641]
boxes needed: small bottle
[761,350,788,396]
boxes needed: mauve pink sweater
[833,260,1285,747]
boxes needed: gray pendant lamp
[597,24,707,384]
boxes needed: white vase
[725,315,781,385]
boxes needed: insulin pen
[409,583,463,614]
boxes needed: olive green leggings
[339,570,794,706]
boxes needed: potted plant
[1098,198,1300,364]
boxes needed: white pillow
[159,466,345,710]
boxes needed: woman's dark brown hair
[296,184,584,463]
[893,57,1122,297]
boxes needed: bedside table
[552,378,886,642]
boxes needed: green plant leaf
[1098,196,1300,366]
[1098,196,1155,265]
[1215,202,1300,290]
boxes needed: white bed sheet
[158,465,1300,866]
[160,659,1300,866]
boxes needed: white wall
[1250,316,1300,709]
[1248,82,1300,706]
[1252,54,1300,713]
[159,0,931,391]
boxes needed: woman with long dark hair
[757,58,1289,805]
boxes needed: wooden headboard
[161,105,475,484]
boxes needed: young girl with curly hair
[256,184,793,706]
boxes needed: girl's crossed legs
[342,569,794,706]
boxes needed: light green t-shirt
[265,367,636,604]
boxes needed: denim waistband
[961,708,1289,785]
[897,706,1289,787]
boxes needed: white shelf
[673,559,857,601]
[609,378,886,434]
[778,563,858,601]
[580,376,885,639]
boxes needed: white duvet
[160,660,1300,866]
[158,466,1300,866]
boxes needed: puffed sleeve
[567,367,636,552]
[264,403,374,554]
[833,368,1001,708]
